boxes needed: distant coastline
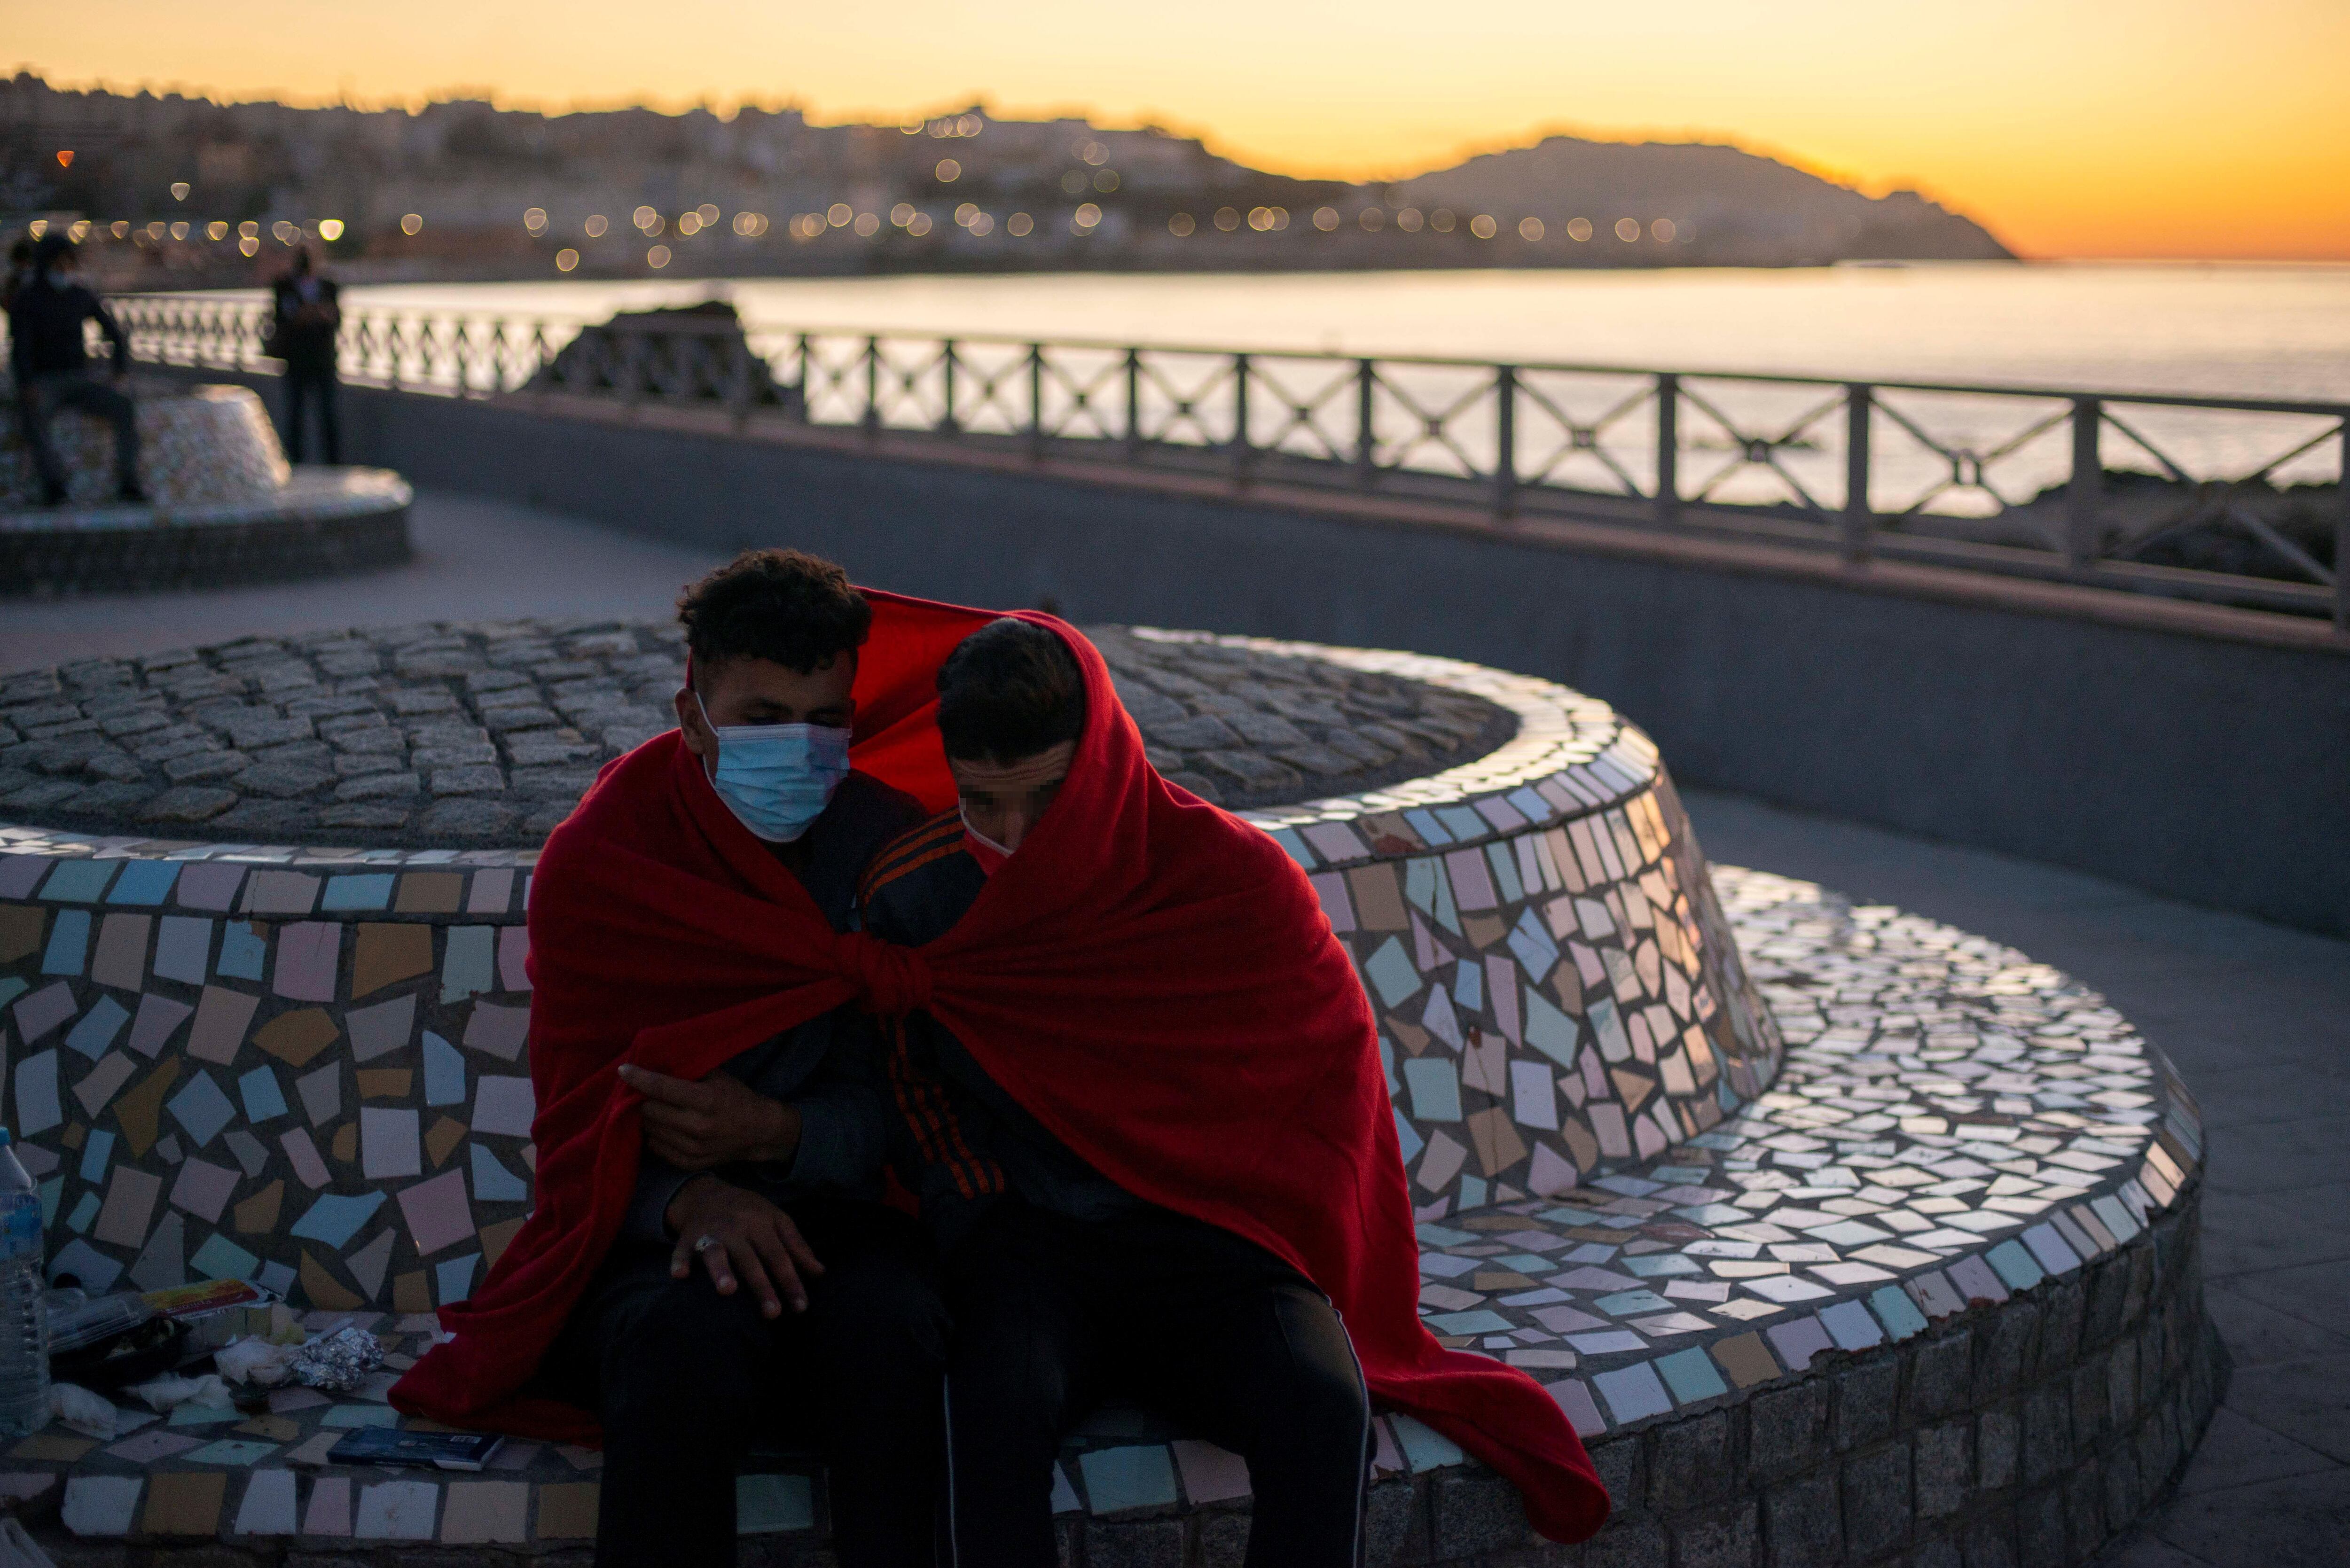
[6,73,2009,290]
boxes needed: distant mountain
[1397,135,2013,264]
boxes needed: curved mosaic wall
[0,384,290,512]
[0,383,410,595]
[0,632,2208,1565]
[1199,632,1786,1208]
[0,629,1782,1321]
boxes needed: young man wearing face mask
[533,549,948,1568]
[860,619,1376,1568]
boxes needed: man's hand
[664,1177,825,1317]
[620,1064,801,1170]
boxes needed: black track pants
[941,1201,1370,1568]
[543,1199,949,1568]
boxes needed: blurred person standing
[6,234,144,507]
[268,246,342,462]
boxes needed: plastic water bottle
[0,1130,50,1436]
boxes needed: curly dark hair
[936,618,1088,762]
[676,549,872,678]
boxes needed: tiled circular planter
[0,383,410,595]
[0,629,2211,1567]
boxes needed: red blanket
[391,592,1607,1542]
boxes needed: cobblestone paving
[0,621,1516,849]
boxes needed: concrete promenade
[7,489,2342,1563]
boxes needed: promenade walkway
[6,489,2341,1564]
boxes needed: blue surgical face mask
[695,695,852,843]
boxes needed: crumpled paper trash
[290,1324,384,1394]
[47,1383,116,1441]
[125,1372,234,1414]
[214,1336,301,1389]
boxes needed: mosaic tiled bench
[0,630,2216,1567]
[0,382,410,594]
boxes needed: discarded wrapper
[48,1384,116,1441]
[290,1324,384,1394]
[214,1336,300,1389]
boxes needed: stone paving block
[2015,1485,2067,1568]
[1916,1420,1974,1519]
[1762,1471,1841,1568]
[1979,1406,2021,1491]
[1906,1330,1974,1422]
[1841,1443,1911,1560]
[1833,1358,1899,1451]
[1647,1409,1734,1511]
[1362,1477,1425,1568]
[1194,1509,1251,1568]
[1666,1499,1758,1568]
[1748,1383,1828,1484]
[1081,1518,1185,1568]
[1978,1303,2037,1400]
[1430,1470,1531,1556]
[1585,1513,1668,1568]
[1587,1436,1642,1511]
[2022,1388,2072,1486]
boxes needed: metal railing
[100,293,2350,626]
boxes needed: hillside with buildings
[0,73,2013,283]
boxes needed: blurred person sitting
[6,234,144,507]
[2,237,33,313]
[268,245,342,461]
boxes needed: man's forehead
[951,742,1077,789]
[703,652,851,692]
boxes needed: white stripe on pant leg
[1335,1310,1372,1568]
[942,1380,962,1568]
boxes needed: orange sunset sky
[13,0,2349,261]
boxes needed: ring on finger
[693,1234,719,1253]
